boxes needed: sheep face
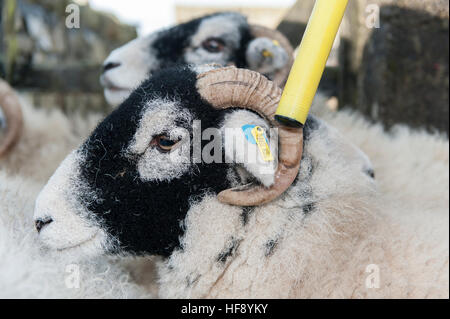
[34,66,278,257]
[101,12,292,106]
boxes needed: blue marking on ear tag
[242,125,257,144]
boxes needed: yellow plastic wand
[275,0,349,127]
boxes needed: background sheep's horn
[249,25,295,87]
[0,79,23,158]
[197,67,303,206]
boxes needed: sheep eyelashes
[101,12,294,106]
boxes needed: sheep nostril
[35,217,53,233]
[102,62,121,74]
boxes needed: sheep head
[0,79,23,158]
[34,65,303,258]
[101,12,294,106]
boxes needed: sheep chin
[55,231,100,252]
[103,87,133,107]
[43,231,108,260]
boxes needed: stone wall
[0,0,137,113]
[340,0,449,134]
[276,0,314,48]
[277,0,449,135]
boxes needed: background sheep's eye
[151,135,179,153]
[202,38,225,53]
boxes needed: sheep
[1,100,445,299]
[0,91,102,184]
[0,76,447,299]
[33,65,449,298]
[100,12,294,106]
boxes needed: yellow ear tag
[262,49,274,58]
[251,126,274,162]
[272,40,280,47]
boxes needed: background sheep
[33,65,448,298]
[0,95,101,184]
[101,12,294,106]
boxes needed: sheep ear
[247,25,294,87]
[246,37,289,77]
[221,110,278,188]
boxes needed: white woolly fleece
[0,93,448,298]
[157,116,448,299]
[0,172,151,299]
[0,96,103,183]
[0,99,155,298]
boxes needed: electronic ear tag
[251,126,274,162]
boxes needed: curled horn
[249,25,295,87]
[0,79,23,158]
[197,66,303,206]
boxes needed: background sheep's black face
[100,12,289,106]
[34,66,276,257]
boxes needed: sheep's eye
[151,135,179,153]
[202,38,225,53]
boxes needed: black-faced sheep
[0,68,444,298]
[34,64,439,299]
[100,12,294,106]
[33,64,449,299]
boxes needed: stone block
[340,0,449,134]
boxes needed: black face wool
[152,12,253,70]
[234,24,252,68]
[152,17,202,69]
[78,66,236,257]
[302,115,321,141]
